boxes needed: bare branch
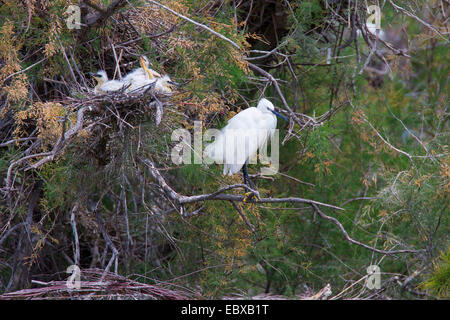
[147,0,241,50]
[70,204,80,266]
[83,0,128,27]
[311,204,423,255]
[140,157,343,211]
[388,0,448,41]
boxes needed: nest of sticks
[0,268,195,300]
[3,82,174,197]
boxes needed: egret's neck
[95,79,103,88]
[155,79,172,93]
[142,64,154,80]
[94,78,106,93]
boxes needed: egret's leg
[242,162,254,189]
[242,162,256,203]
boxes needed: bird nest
[0,268,195,300]
[78,82,171,127]
[3,83,175,195]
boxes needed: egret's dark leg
[242,163,248,185]
[242,161,254,190]
[242,162,257,203]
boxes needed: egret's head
[155,75,178,93]
[140,55,161,79]
[257,98,275,112]
[257,98,288,121]
[90,70,108,84]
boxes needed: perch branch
[140,157,343,210]
[141,157,422,256]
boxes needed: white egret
[90,70,126,94]
[140,55,162,79]
[204,98,288,191]
[139,59,179,94]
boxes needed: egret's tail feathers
[223,163,244,176]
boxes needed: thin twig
[311,204,422,255]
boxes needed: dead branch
[147,0,242,50]
[70,204,80,267]
[83,0,128,27]
[388,0,448,41]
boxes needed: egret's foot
[243,191,258,203]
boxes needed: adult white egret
[90,70,126,94]
[204,98,288,191]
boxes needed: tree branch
[140,157,424,256]
[147,0,241,50]
[83,0,128,27]
[311,204,423,255]
[140,157,343,211]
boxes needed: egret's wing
[205,108,259,161]
[205,107,267,175]
[257,115,277,164]
[123,68,146,82]
[126,77,155,92]
[224,107,260,130]
[101,80,126,92]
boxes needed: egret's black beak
[271,109,289,122]
[89,72,99,77]
[167,80,181,87]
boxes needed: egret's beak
[167,80,181,87]
[271,110,289,121]
[89,72,101,78]
[139,56,146,68]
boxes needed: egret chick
[123,56,151,83]
[154,75,179,94]
[125,56,159,92]
[204,98,288,197]
[140,58,178,94]
[91,70,125,94]
[141,55,162,79]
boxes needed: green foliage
[421,249,450,298]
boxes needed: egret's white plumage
[125,74,155,92]
[92,70,126,94]
[204,98,278,176]
[122,67,146,84]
